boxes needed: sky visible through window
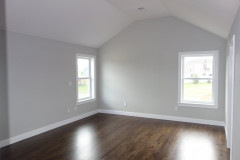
[78,59,89,78]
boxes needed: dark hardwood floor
[0,113,229,160]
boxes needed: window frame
[76,53,96,105]
[178,51,219,109]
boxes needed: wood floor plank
[0,113,229,160]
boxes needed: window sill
[77,98,95,105]
[178,102,218,109]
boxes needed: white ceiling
[105,0,170,20]
[106,0,240,38]
[162,0,240,39]
[4,0,132,48]
[3,0,240,48]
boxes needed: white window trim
[178,50,219,109]
[76,53,96,105]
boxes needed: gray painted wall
[0,0,9,141]
[3,31,98,139]
[0,29,9,141]
[227,7,240,160]
[99,16,226,121]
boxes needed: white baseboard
[98,109,225,126]
[0,110,98,148]
[0,109,225,148]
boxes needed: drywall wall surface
[227,7,240,160]
[99,16,226,121]
[6,31,98,138]
[0,0,9,141]
[0,30,9,141]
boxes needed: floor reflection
[176,131,217,160]
[73,125,99,160]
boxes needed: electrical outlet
[67,108,70,113]
[123,101,127,107]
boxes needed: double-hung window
[178,51,218,108]
[76,54,95,104]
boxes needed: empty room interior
[1,0,240,160]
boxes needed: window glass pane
[78,79,90,100]
[183,79,212,102]
[78,58,89,78]
[184,56,213,78]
